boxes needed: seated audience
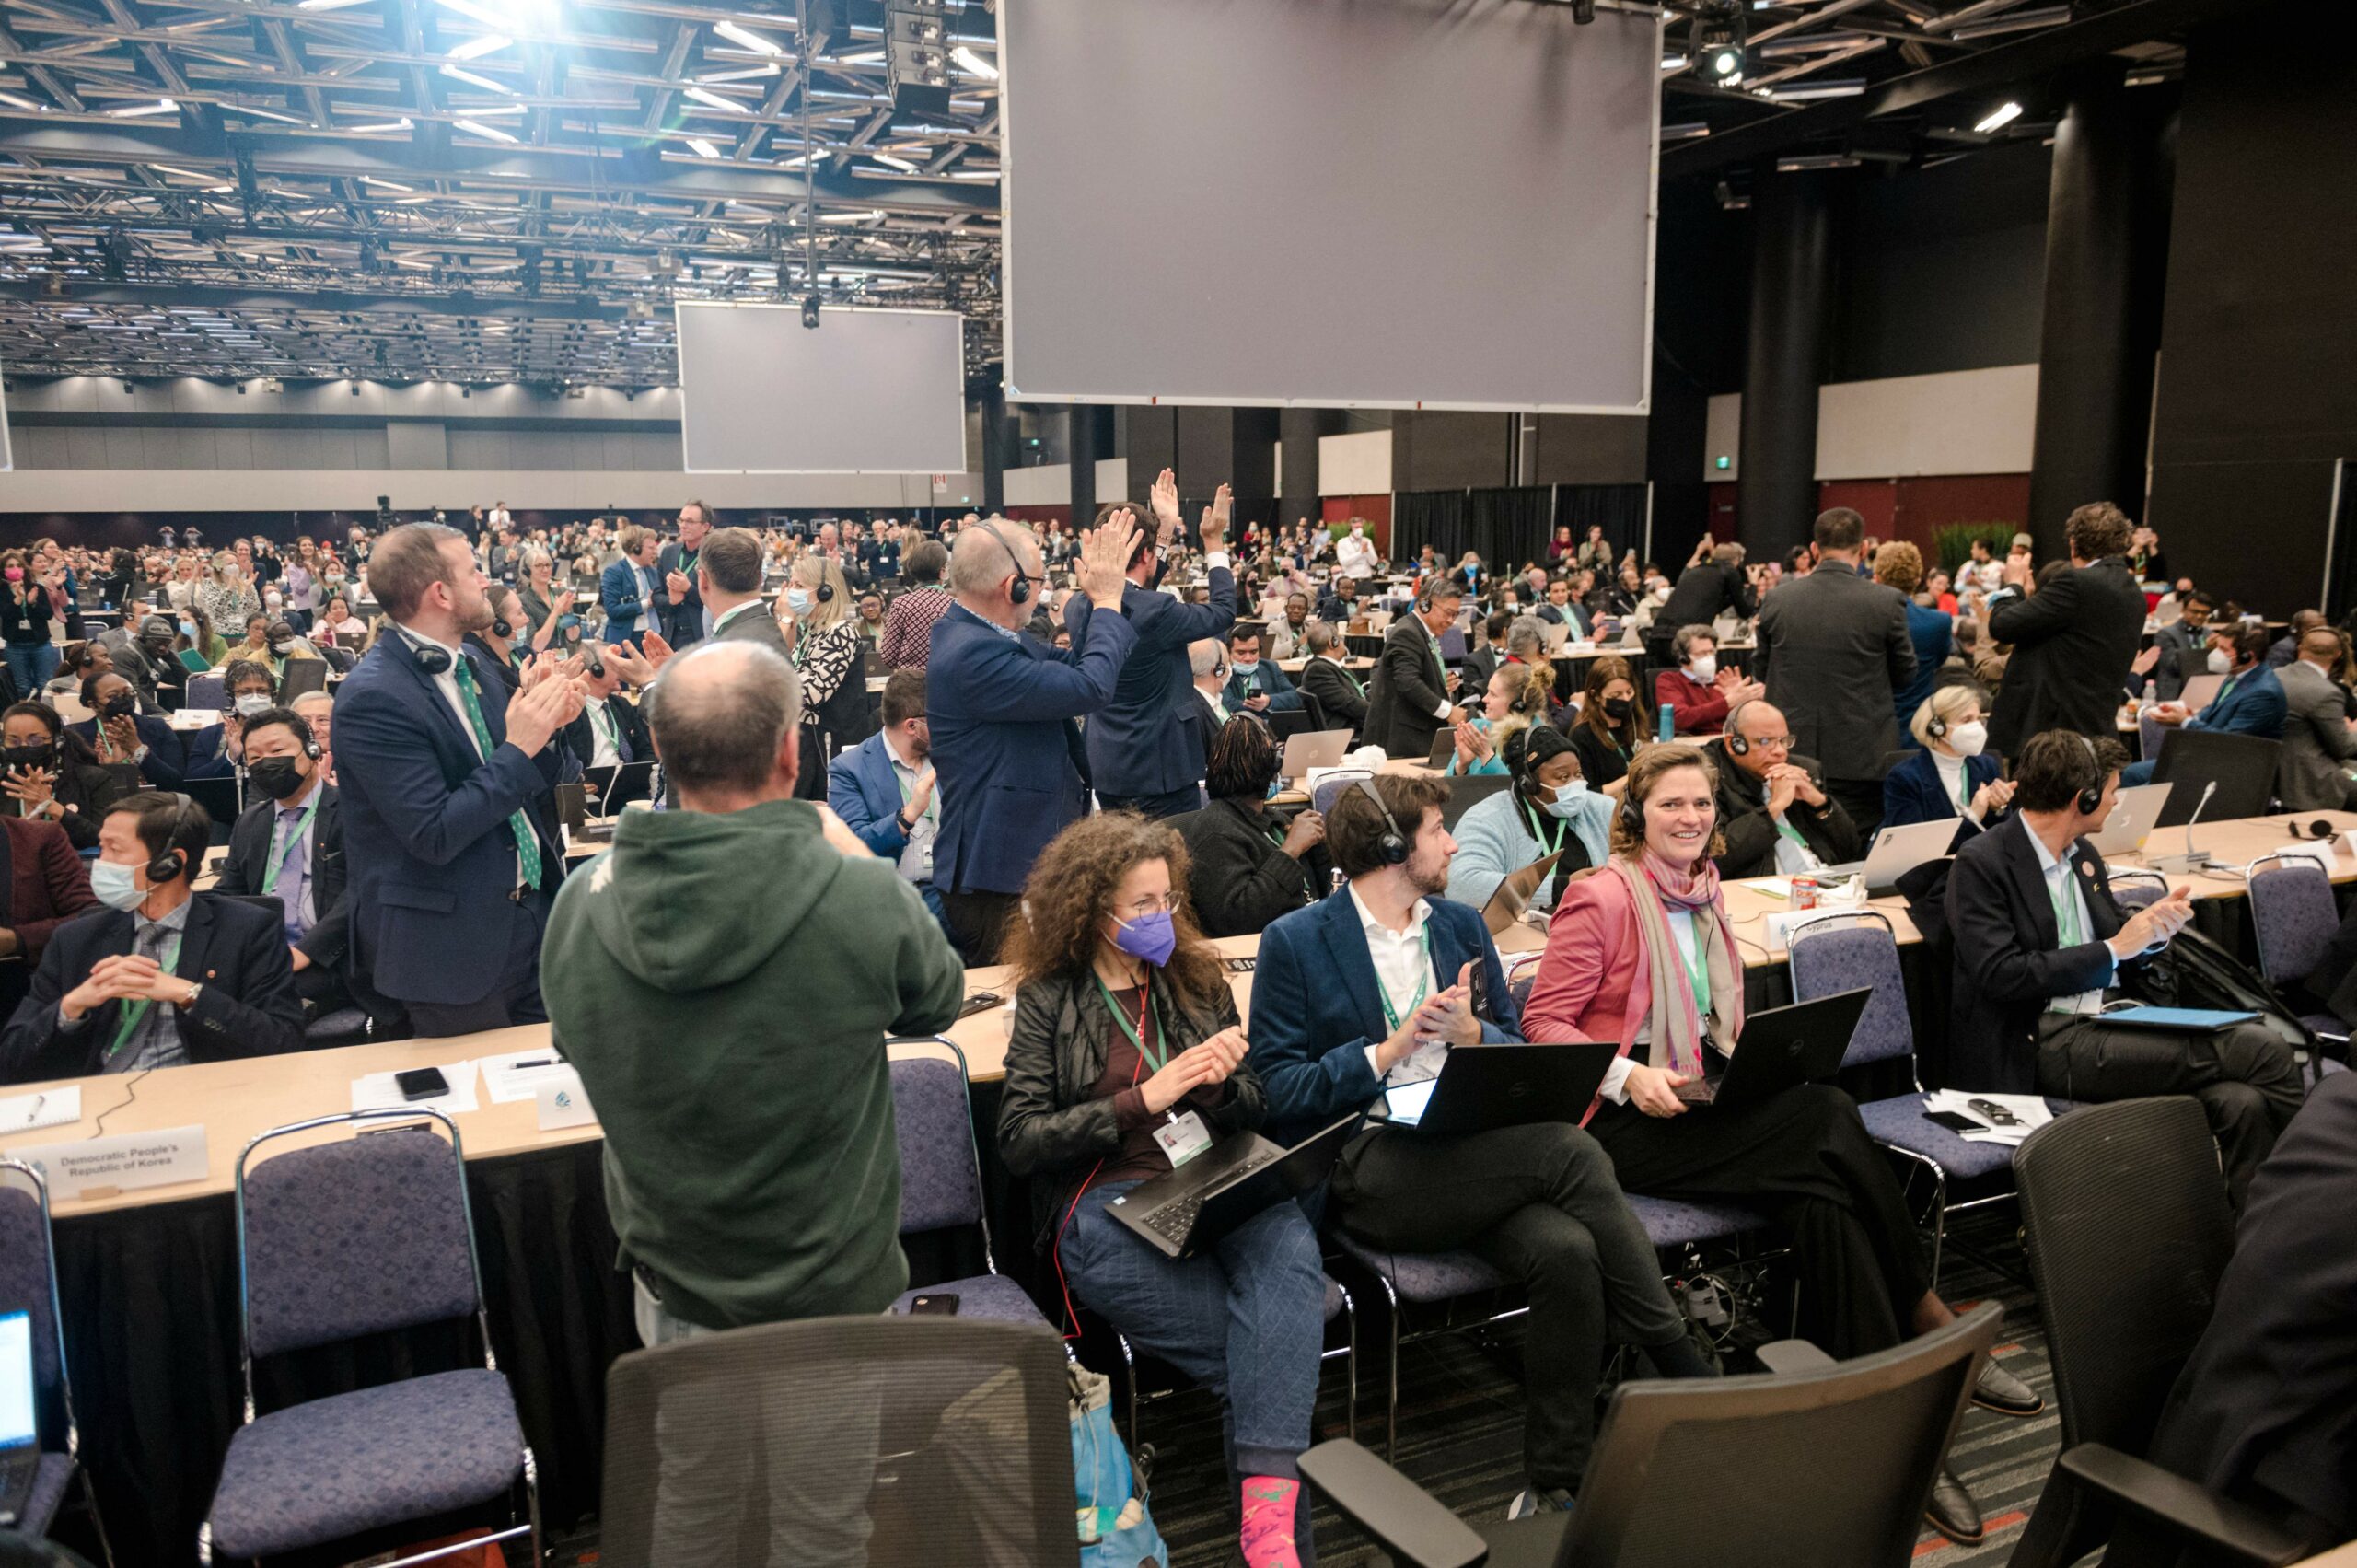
[2275,626,2357,810]
[2122,621,2286,786]
[97,612,180,713]
[2266,608,2328,669]
[0,701,135,852]
[1521,743,2038,1542]
[69,671,183,789]
[2152,588,2215,701]
[315,592,368,643]
[1945,731,2303,1208]
[207,706,354,1019]
[1446,661,1551,777]
[1248,772,1715,1518]
[1295,622,1368,733]
[1267,593,1313,661]
[997,812,1324,1566]
[559,647,652,775]
[181,658,278,780]
[1172,715,1328,938]
[290,690,335,784]
[1702,699,1860,877]
[826,667,945,924]
[2146,1070,2357,1555]
[1446,726,1614,916]
[1652,624,1761,736]
[0,792,305,1081]
[1567,655,1644,790]
[1881,684,2012,845]
[1312,574,1362,625]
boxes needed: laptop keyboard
[1145,1150,1278,1241]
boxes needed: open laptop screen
[0,1310,34,1450]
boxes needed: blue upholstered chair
[886,1040,1044,1327]
[0,1162,110,1564]
[184,673,226,711]
[199,1110,540,1566]
[1309,770,1376,818]
[2108,866,2169,912]
[2247,853,2351,1067]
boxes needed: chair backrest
[1561,1302,1999,1568]
[1787,912,1914,1070]
[2246,854,2339,987]
[2138,709,2167,768]
[238,1114,485,1362]
[599,1315,1078,1568]
[890,1048,989,1256]
[186,673,226,710]
[2014,1098,2233,1454]
[2107,867,2169,912]
[0,1163,64,1423]
[1309,770,1375,818]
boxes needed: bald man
[1701,699,1861,878]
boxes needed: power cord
[91,1067,152,1136]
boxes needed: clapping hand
[1141,1027,1249,1113]
[2131,645,2161,678]
[1079,511,1140,609]
[2110,885,2193,958]
[1971,778,2016,818]
[3,766,55,811]
[665,570,691,605]
[1279,808,1324,858]
[502,670,586,757]
[641,628,675,673]
[1417,961,1483,1049]
[1453,718,1492,771]
[602,642,659,689]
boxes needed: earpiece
[1723,699,1754,757]
[979,522,1031,604]
[401,631,451,676]
[147,792,196,883]
[1353,778,1410,865]
[1926,713,1948,739]
[2073,734,2104,818]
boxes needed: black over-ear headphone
[1353,777,1410,865]
[978,523,1031,605]
[399,630,452,676]
[1722,699,1755,757]
[1926,708,1948,739]
[147,792,197,883]
[2072,733,2105,818]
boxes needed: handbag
[1070,1361,1166,1568]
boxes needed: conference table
[12,805,2352,1563]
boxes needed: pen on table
[508,1059,555,1071]
[20,1094,41,1126]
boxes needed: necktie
[595,701,633,763]
[453,656,544,889]
[273,807,309,939]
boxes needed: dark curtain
[1392,485,1647,574]
[1553,483,1650,567]
[1388,489,1469,566]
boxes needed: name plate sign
[6,1124,210,1201]
[536,1074,598,1131]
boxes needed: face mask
[1687,655,1717,683]
[1110,910,1178,968]
[2206,647,2233,675]
[178,620,196,638]
[1541,780,1589,819]
[90,858,145,912]
[247,756,308,801]
[2,568,19,583]
[268,639,294,656]
[785,588,814,615]
[2,741,52,770]
[1947,720,1989,756]
[1603,696,1633,722]
[233,691,273,718]
[100,692,137,720]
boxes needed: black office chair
[2009,1098,2309,1568]
[1303,1301,2000,1568]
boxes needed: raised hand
[1149,468,1182,537]
[1079,512,1138,609]
[640,628,676,672]
[1202,482,1233,545]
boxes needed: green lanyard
[1375,924,1435,1033]
[1093,973,1167,1072]
[893,761,936,824]
[106,931,185,1061]
[1670,913,1712,1024]
[1525,799,1570,860]
[1954,761,1972,812]
[1771,812,1811,849]
[2049,867,2084,947]
[260,787,321,897]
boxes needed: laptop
[554,781,611,845]
[1540,621,1572,653]
[1480,851,1566,935]
[2088,781,2175,855]
[1439,774,1512,830]
[2175,672,2224,713]
[0,1308,37,1527]
[1424,729,1458,769]
[1267,708,1314,744]
[1819,816,1962,894]
[584,759,656,811]
[1107,1116,1357,1260]
[1673,989,1873,1111]
[276,658,331,703]
[1374,1040,1620,1137]
[1279,728,1350,784]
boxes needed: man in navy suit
[335,523,586,1036]
[2121,621,2288,785]
[0,792,304,1083]
[1248,771,1713,1516]
[926,513,1139,960]
[828,667,946,927]
[655,500,711,648]
[1064,469,1237,819]
[600,524,663,649]
[1222,624,1304,716]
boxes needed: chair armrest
[1299,1439,1489,1568]
[2058,1445,2310,1565]
[1754,1338,1837,1376]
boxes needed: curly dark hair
[1205,714,1279,802]
[1000,812,1225,1013]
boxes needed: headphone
[146,792,198,884]
[2070,733,2105,818]
[1926,710,1948,740]
[978,522,1032,605]
[1722,699,1757,757]
[1352,778,1410,865]
[399,629,452,676]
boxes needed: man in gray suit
[1755,508,1915,837]
[2275,626,2357,811]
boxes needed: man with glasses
[1702,698,1861,877]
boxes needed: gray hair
[947,521,1037,597]
[1712,542,1746,568]
[1305,621,1341,656]
[644,641,803,794]
[1671,622,1717,661]
[366,523,468,620]
[520,546,552,574]
[1189,638,1224,679]
[1505,615,1547,659]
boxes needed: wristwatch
[180,981,203,1011]
[893,808,914,833]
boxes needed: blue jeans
[1061,1180,1325,1546]
[2120,757,2159,787]
[4,643,55,702]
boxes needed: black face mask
[2,741,53,770]
[100,692,137,720]
[1602,696,1634,723]
[491,618,513,639]
[246,756,308,801]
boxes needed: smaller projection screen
[1002,0,1661,412]
[675,302,967,474]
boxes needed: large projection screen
[676,302,967,473]
[1002,0,1661,413]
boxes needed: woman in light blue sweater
[1446,725,1620,918]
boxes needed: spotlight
[1570,0,1596,20]
[1689,0,1747,83]
[801,294,821,330]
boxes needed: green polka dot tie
[454,655,544,889]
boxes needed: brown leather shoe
[1925,1466,1986,1545]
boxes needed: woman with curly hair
[995,812,1326,1568]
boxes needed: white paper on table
[351,1061,480,1115]
[479,1050,576,1105]
[2268,841,2340,877]
[0,1085,80,1132]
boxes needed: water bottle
[2140,680,2157,714]
[1657,702,1674,744]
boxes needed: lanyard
[1375,923,1434,1033]
[260,787,321,896]
[1093,973,1167,1072]
[1523,797,1569,859]
[893,761,936,823]
[1670,913,1712,1026]
[1952,760,1971,811]
[106,931,185,1061]
[2049,866,2084,947]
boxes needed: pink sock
[1239,1475,1302,1568]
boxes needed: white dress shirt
[1336,534,1376,580]
[1198,685,1231,727]
[2026,826,2114,1016]
[1593,909,1704,1106]
[1352,886,1447,1086]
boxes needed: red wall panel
[1321,494,1393,556]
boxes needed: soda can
[1789,876,1818,911]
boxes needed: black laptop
[1673,988,1873,1110]
[584,758,656,811]
[1108,1116,1357,1260]
[1374,1040,1620,1137]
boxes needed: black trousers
[1097,785,1204,821]
[1330,1121,1688,1492]
[2036,1015,2304,1210]
[938,888,1019,966]
[1586,1085,1931,1359]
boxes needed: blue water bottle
[1656,703,1674,744]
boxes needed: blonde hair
[1873,540,1924,594]
[1910,683,1988,749]
[618,524,651,558]
[792,552,853,634]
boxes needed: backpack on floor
[1071,1361,1167,1568]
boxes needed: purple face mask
[1110,910,1178,968]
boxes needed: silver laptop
[2175,673,2224,712]
[1539,621,1572,653]
[1279,729,1351,784]
[2089,781,2175,856]
[1820,816,1965,893]
[0,1308,37,1527]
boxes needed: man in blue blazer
[2122,622,2288,785]
[1064,470,1237,818]
[1248,770,1714,1515]
[827,667,946,926]
[334,524,585,1036]
[0,792,304,1083]
[927,514,1139,959]
[1222,623,1304,715]
[600,525,663,648]
[69,670,183,789]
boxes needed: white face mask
[2206,646,2234,675]
[1947,720,1989,757]
[1687,655,1717,683]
